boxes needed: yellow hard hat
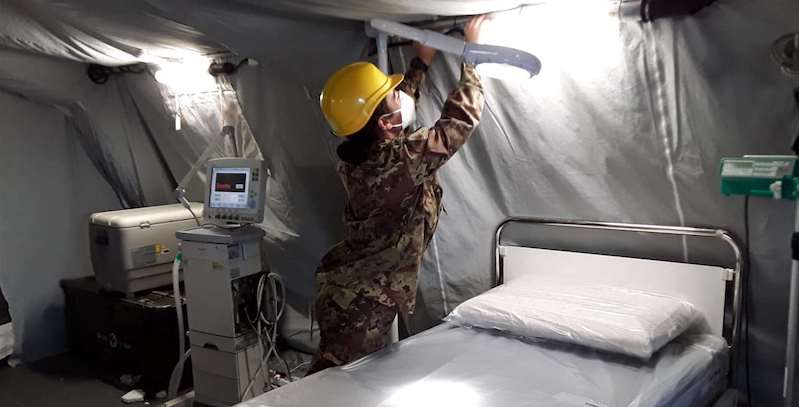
[320,62,404,137]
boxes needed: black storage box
[61,277,191,394]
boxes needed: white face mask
[381,91,416,131]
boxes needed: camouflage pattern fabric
[309,290,396,373]
[312,58,484,370]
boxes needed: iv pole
[777,32,799,407]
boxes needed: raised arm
[403,63,484,176]
[397,41,437,101]
[402,15,488,178]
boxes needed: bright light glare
[381,380,481,407]
[478,0,622,81]
[476,63,533,81]
[154,54,217,94]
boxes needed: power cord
[167,254,189,400]
[186,205,202,227]
[260,271,290,380]
[743,196,753,406]
[242,272,288,399]
[208,58,258,77]
[87,63,147,84]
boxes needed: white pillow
[446,276,699,360]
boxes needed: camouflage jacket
[317,58,485,315]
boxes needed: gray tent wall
[0,1,797,405]
[0,86,120,362]
[0,48,183,360]
[0,48,177,207]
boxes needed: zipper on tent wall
[643,22,689,261]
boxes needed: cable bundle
[242,272,289,398]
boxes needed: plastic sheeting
[0,323,13,361]
[153,74,263,195]
[240,324,729,407]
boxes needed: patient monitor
[173,126,277,404]
[203,158,267,225]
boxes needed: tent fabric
[0,1,797,405]
[196,0,542,21]
[0,47,176,207]
[0,0,539,66]
[0,1,221,66]
[641,0,718,21]
[0,90,121,361]
[144,73,263,201]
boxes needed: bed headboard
[493,218,743,350]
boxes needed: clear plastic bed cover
[238,324,729,407]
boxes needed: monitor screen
[210,167,250,209]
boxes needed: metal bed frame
[493,217,743,388]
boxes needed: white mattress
[0,322,13,360]
[239,323,728,407]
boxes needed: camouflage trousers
[308,289,397,375]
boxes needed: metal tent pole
[373,31,400,344]
[784,201,799,407]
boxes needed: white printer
[89,203,203,294]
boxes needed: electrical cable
[261,271,290,378]
[208,58,255,77]
[244,305,268,395]
[744,196,752,406]
[87,64,110,84]
[242,271,288,399]
[267,273,291,380]
[242,284,277,396]
[185,204,202,227]
[290,361,311,374]
[168,254,188,400]
[87,63,147,84]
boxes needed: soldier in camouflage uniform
[309,16,487,374]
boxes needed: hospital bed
[237,218,742,407]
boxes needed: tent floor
[0,353,148,407]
